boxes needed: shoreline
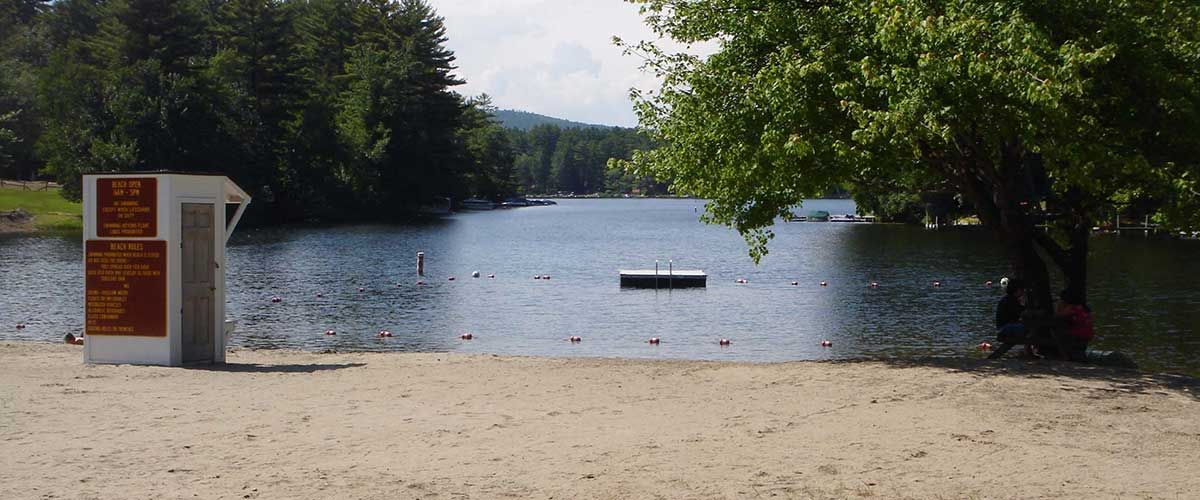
[0,184,83,233]
[6,336,1200,379]
[2,342,1197,499]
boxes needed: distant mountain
[491,109,614,131]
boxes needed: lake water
[2,199,1198,374]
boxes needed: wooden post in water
[669,260,674,290]
[417,252,425,276]
[655,260,659,290]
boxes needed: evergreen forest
[0,0,656,224]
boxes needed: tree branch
[1032,231,1072,271]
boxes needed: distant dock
[787,213,876,223]
[619,269,707,288]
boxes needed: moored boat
[461,199,496,210]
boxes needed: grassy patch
[0,184,83,231]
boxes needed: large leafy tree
[623,0,1200,311]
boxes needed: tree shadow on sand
[191,362,367,374]
[839,356,1200,402]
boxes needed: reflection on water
[1,199,1197,375]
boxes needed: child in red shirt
[1054,289,1094,361]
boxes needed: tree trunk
[927,138,1090,313]
[1002,217,1055,312]
[1031,189,1092,307]
[1061,201,1091,305]
[1050,226,1087,304]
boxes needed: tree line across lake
[0,0,661,224]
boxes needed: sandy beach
[1,342,1197,499]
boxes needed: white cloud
[426,0,674,127]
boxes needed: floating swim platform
[619,269,707,288]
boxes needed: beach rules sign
[85,240,167,337]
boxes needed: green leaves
[509,124,657,196]
[626,0,1200,263]
[0,110,20,170]
[24,0,512,220]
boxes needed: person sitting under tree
[1051,289,1094,362]
[990,279,1042,359]
[994,279,1027,345]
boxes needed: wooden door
[182,203,215,364]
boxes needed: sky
[425,0,672,127]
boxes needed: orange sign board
[97,177,157,237]
[85,240,167,337]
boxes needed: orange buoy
[324,330,336,336]
[460,333,474,340]
[978,341,992,351]
[719,338,732,346]
[569,336,582,343]
[820,340,833,347]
